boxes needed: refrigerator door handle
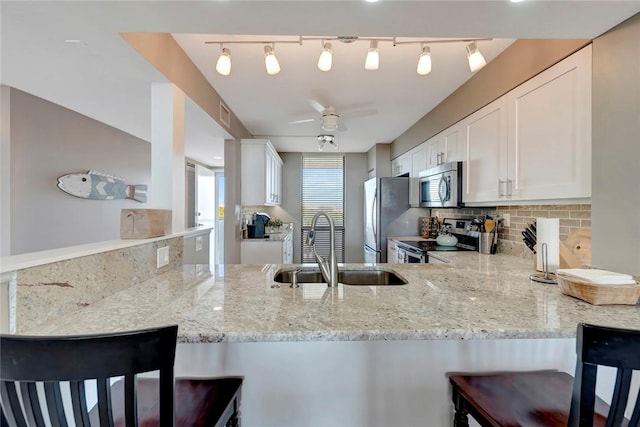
[364,244,381,254]
[371,192,377,241]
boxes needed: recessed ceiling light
[64,39,82,43]
[510,0,525,2]
[213,156,222,160]
[365,0,379,3]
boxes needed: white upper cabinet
[410,143,427,177]
[425,134,445,169]
[391,153,410,176]
[241,139,283,206]
[442,123,464,164]
[463,96,509,203]
[506,44,592,201]
[392,142,428,177]
[463,45,592,204]
[426,122,465,169]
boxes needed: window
[301,155,345,263]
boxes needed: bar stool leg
[452,390,470,427]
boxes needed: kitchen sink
[273,267,408,286]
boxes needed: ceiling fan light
[264,45,281,75]
[416,46,432,75]
[215,47,231,76]
[317,134,336,151]
[365,40,379,71]
[317,42,333,72]
[466,41,486,73]
[321,115,339,131]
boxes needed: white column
[151,83,186,233]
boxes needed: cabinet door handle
[498,180,507,198]
[507,179,513,197]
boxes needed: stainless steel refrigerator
[364,177,426,263]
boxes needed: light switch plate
[195,236,203,252]
[502,213,510,227]
[157,246,170,268]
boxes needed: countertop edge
[178,328,578,343]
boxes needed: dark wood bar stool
[449,323,640,427]
[0,325,242,426]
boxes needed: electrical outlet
[195,236,203,252]
[157,246,170,268]
[503,213,511,227]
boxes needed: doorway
[195,165,216,264]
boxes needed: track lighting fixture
[364,40,379,71]
[317,42,333,72]
[215,47,231,76]
[264,44,280,75]
[416,46,432,75]
[205,37,492,76]
[466,41,487,72]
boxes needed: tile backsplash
[431,204,591,258]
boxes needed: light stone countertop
[21,252,640,343]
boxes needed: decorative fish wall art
[57,170,147,203]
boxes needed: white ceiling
[2,1,640,166]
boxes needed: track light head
[365,40,379,71]
[216,47,231,76]
[264,44,281,75]
[417,46,432,75]
[317,42,333,72]
[466,41,487,73]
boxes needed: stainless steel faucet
[306,211,339,287]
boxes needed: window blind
[301,155,345,264]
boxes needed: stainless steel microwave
[417,161,464,208]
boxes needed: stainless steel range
[395,218,480,263]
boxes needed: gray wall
[8,88,151,254]
[280,152,368,264]
[592,13,640,276]
[344,153,367,263]
[280,152,303,263]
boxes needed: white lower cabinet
[241,231,293,264]
[463,45,592,204]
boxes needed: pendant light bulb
[215,47,231,76]
[364,40,379,71]
[317,42,333,72]
[264,45,281,75]
[466,41,486,73]
[416,46,432,75]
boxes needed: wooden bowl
[556,273,640,305]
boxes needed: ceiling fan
[289,99,377,132]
